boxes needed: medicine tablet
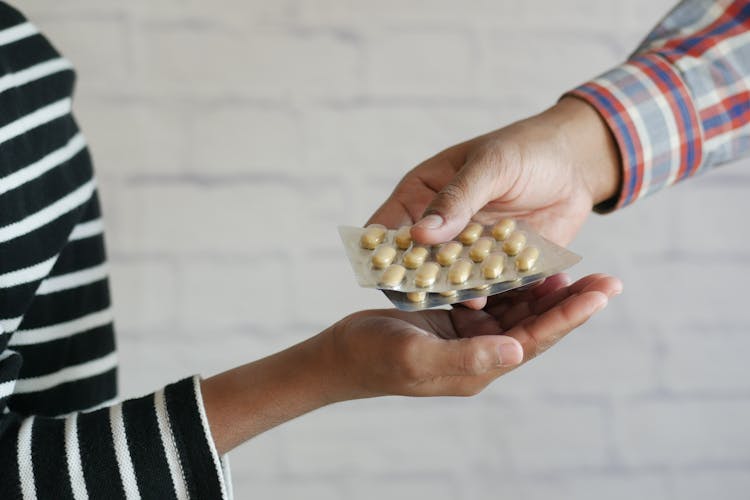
[371,245,397,269]
[469,237,494,263]
[448,259,472,285]
[515,246,540,272]
[407,291,426,303]
[440,290,457,297]
[436,241,463,266]
[482,253,505,279]
[458,222,484,245]
[360,224,387,250]
[394,225,412,250]
[414,262,440,288]
[503,231,526,256]
[473,284,490,291]
[402,246,429,269]
[379,264,406,287]
[492,219,516,241]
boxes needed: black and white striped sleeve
[0,2,232,498]
[0,376,230,500]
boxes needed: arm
[568,0,750,209]
[0,205,231,498]
[0,2,232,494]
[0,268,619,498]
[0,373,230,499]
[200,272,622,455]
[369,0,750,260]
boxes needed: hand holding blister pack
[339,219,582,311]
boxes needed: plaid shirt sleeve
[567,0,750,210]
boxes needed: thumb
[423,335,523,377]
[411,161,499,244]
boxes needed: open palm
[330,273,620,399]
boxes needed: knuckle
[435,183,467,211]
[528,334,561,359]
[469,141,523,191]
[460,346,491,376]
[395,337,423,381]
[543,333,565,351]
[471,139,515,168]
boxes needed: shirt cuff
[162,375,232,499]
[565,52,704,211]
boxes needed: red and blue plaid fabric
[569,0,750,209]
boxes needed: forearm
[200,332,341,455]
[563,1,750,209]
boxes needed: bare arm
[200,273,622,454]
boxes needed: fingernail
[498,339,523,366]
[415,214,444,230]
[594,299,609,313]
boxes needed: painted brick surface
[20,1,750,498]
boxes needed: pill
[448,259,472,285]
[492,219,516,241]
[440,290,457,297]
[473,284,490,291]
[482,253,505,279]
[394,225,412,250]
[407,291,426,303]
[469,237,494,263]
[402,246,429,269]
[360,224,387,250]
[371,245,397,269]
[436,241,463,266]
[414,262,440,288]
[458,222,484,245]
[503,231,526,256]
[379,264,406,287]
[515,246,540,272]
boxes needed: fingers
[448,308,503,338]
[485,274,618,328]
[528,273,622,317]
[404,274,620,397]
[395,274,619,397]
[452,274,568,313]
[457,296,487,310]
[484,275,569,326]
[367,151,464,229]
[527,273,573,299]
[367,196,416,229]
[411,161,501,245]
[485,273,571,312]
[507,289,610,361]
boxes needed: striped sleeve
[0,3,231,497]
[0,376,229,500]
[566,0,750,209]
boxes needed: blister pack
[339,219,581,311]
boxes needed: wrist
[200,333,340,454]
[542,96,622,206]
[315,314,370,403]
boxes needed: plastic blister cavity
[339,220,581,311]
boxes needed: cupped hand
[322,273,622,400]
[368,97,621,247]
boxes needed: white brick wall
[21,0,750,498]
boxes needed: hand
[368,97,621,247]
[202,272,621,454]
[322,273,621,399]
